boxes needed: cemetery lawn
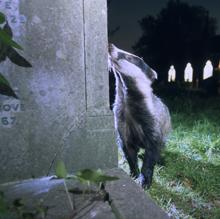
[149,95,220,219]
[118,94,220,219]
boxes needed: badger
[108,44,171,189]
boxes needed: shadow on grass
[145,92,220,218]
[150,150,220,219]
[160,150,220,199]
[150,180,220,219]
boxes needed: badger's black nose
[108,43,115,53]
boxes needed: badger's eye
[126,55,132,62]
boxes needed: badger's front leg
[122,145,139,179]
[140,146,160,189]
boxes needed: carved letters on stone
[0,98,23,128]
[0,0,26,36]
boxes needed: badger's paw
[130,168,139,179]
[136,171,153,189]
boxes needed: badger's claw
[130,170,139,179]
[137,171,153,189]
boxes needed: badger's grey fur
[108,44,171,189]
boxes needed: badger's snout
[108,43,119,60]
[108,43,117,54]
[108,43,114,53]
[108,43,119,72]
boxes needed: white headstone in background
[168,65,176,82]
[184,63,193,82]
[203,60,213,80]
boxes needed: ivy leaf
[55,160,67,179]
[0,29,23,50]
[75,169,119,185]
[7,47,32,67]
[0,12,5,24]
[0,73,10,86]
[0,22,31,67]
[0,73,18,98]
[3,21,12,38]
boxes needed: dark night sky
[108,0,220,52]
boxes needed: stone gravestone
[0,0,117,183]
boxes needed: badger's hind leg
[122,145,139,179]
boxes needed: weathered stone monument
[0,2,170,218]
[0,0,117,183]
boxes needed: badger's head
[108,44,157,83]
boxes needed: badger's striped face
[108,44,157,83]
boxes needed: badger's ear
[149,69,158,82]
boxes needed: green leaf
[0,73,18,98]
[0,73,10,86]
[0,29,23,50]
[7,47,32,67]
[75,169,119,184]
[0,12,5,24]
[55,160,67,179]
[3,21,12,38]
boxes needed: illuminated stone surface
[0,168,169,219]
[0,0,117,183]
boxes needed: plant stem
[63,180,74,210]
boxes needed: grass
[150,94,220,219]
[119,93,220,219]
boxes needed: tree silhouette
[133,0,217,82]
